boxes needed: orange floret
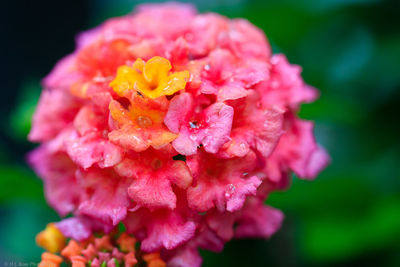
[36,223,66,253]
[116,232,137,253]
[70,255,86,267]
[108,93,177,152]
[61,240,82,260]
[124,251,138,267]
[94,235,114,251]
[143,252,166,267]
[39,252,63,267]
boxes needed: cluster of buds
[37,223,165,267]
[29,3,329,266]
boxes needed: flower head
[29,3,329,266]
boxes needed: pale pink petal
[258,54,318,108]
[216,83,249,103]
[166,246,202,267]
[28,90,80,142]
[56,216,112,241]
[224,19,271,59]
[164,93,193,133]
[128,171,177,210]
[187,151,260,212]
[65,131,123,169]
[42,54,80,90]
[235,199,284,239]
[171,129,199,156]
[142,213,196,252]
[124,209,196,252]
[202,103,234,153]
[77,169,130,225]
[225,175,262,212]
[28,146,79,216]
[116,149,192,210]
[267,115,330,181]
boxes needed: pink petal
[187,151,260,212]
[187,14,229,57]
[128,171,177,210]
[225,175,262,212]
[224,19,271,59]
[77,169,130,225]
[164,93,193,133]
[258,54,318,108]
[223,91,284,158]
[217,83,249,102]
[108,124,150,152]
[166,246,202,267]
[142,213,196,252]
[28,89,80,142]
[235,199,284,239]
[56,216,112,241]
[28,146,79,216]
[134,3,196,40]
[124,209,196,252]
[116,149,192,210]
[268,115,330,180]
[42,54,80,90]
[65,131,123,169]
[201,103,234,154]
[171,129,199,156]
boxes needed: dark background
[1,0,400,266]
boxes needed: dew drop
[189,121,199,129]
[137,116,153,128]
[225,184,236,198]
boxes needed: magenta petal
[172,128,199,156]
[128,172,177,210]
[225,175,262,212]
[166,246,202,267]
[164,93,193,133]
[65,131,123,169]
[235,199,284,239]
[77,169,130,225]
[28,146,79,216]
[28,90,80,142]
[217,83,249,102]
[202,103,234,154]
[56,216,112,241]
[141,212,196,252]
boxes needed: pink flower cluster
[29,3,329,266]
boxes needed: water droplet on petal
[189,121,199,129]
[225,184,236,198]
[137,116,153,128]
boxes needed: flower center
[151,158,163,170]
[110,56,190,99]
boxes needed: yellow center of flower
[110,56,190,99]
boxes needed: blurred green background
[1,0,399,266]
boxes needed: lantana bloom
[29,3,329,267]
